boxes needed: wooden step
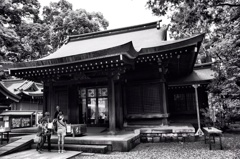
[31,143,108,154]
[9,133,33,138]
[0,137,33,156]
[0,149,81,159]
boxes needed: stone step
[124,125,164,131]
[126,119,164,125]
[31,143,108,154]
[49,138,113,151]
[11,127,38,134]
[139,130,196,143]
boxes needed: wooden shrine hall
[7,21,211,134]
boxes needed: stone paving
[72,133,240,159]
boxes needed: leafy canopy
[0,0,109,62]
[147,0,240,126]
[42,0,109,52]
[0,0,40,62]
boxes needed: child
[36,121,48,153]
[56,114,67,153]
[38,112,52,152]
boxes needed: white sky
[38,0,170,29]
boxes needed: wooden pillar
[158,60,168,125]
[49,82,55,119]
[43,82,47,113]
[161,82,168,125]
[30,114,33,127]
[193,84,204,136]
[123,83,127,116]
[116,82,123,129]
[108,76,116,134]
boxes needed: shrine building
[7,21,213,132]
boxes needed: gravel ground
[73,133,240,159]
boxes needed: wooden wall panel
[126,85,142,114]
[54,87,68,119]
[142,84,162,113]
[68,85,79,124]
[167,86,209,115]
[125,82,164,115]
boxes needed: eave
[0,82,21,102]
[5,21,205,81]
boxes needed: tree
[0,0,109,61]
[147,0,240,128]
[0,0,41,62]
[15,22,52,61]
[42,0,109,52]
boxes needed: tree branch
[214,52,223,62]
[216,3,240,7]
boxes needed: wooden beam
[48,77,108,86]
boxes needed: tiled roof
[168,67,214,85]
[40,25,167,60]
[0,82,21,102]
[8,27,204,70]
[18,81,34,91]
[0,79,43,99]
[1,79,26,91]
[10,22,204,67]
[7,21,205,81]
[0,110,35,116]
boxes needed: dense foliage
[147,0,240,129]
[0,0,109,62]
[0,0,41,62]
[42,0,109,52]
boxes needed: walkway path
[1,149,81,159]
[0,134,34,156]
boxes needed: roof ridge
[66,21,160,43]
[194,62,215,69]
[17,80,30,90]
[1,79,25,82]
